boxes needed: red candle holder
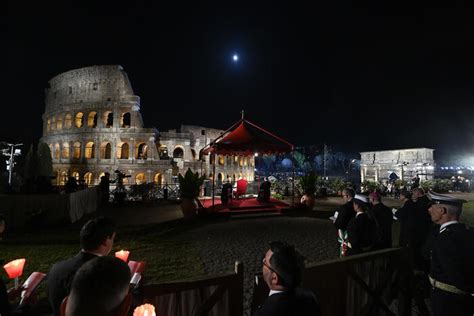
[3,258,26,289]
[115,250,130,262]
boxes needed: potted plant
[178,168,205,219]
[299,171,317,210]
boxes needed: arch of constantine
[360,148,435,183]
[40,65,254,186]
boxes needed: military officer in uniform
[426,191,474,316]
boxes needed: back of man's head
[80,217,116,252]
[343,188,355,199]
[269,241,305,290]
[66,256,131,316]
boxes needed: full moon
[233,54,239,62]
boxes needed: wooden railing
[251,248,412,316]
[142,261,243,316]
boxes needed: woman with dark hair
[346,195,377,256]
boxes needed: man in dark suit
[333,188,356,231]
[425,192,474,316]
[333,188,356,256]
[254,241,321,316]
[369,191,393,249]
[47,217,116,316]
[220,178,233,205]
[347,194,377,256]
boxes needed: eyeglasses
[262,256,279,276]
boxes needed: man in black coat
[425,192,474,316]
[333,188,356,256]
[347,194,377,256]
[254,241,321,316]
[396,190,431,272]
[413,188,434,234]
[369,191,393,249]
[220,178,233,205]
[333,188,356,231]
[47,217,116,316]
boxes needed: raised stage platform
[199,197,292,217]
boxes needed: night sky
[4,1,474,162]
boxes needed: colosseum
[40,65,255,186]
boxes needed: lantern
[3,258,26,289]
[133,304,156,316]
[115,250,130,262]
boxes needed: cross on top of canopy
[201,114,294,156]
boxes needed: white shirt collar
[81,249,103,256]
[356,212,364,217]
[269,290,284,296]
[440,221,459,232]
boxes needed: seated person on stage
[257,178,272,203]
[221,178,233,205]
[233,177,248,198]
[65,256,131,316]
[48,217,116,316]
[254,241,321,316]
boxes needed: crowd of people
[1,185,473,315]
[332,187,474,315]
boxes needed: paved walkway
[188,217,339,315]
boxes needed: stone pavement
[188,216,339,315]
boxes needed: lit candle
[3,258,26,289]
[133,304,156,316]
[115,250,130,262]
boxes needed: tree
[292,151,305,169]
[37,142,53,178]
[24,144,39,181]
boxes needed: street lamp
[1,142,23,186]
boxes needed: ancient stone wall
[360,148,435,182]
[40,66,253,186]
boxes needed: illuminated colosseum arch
[56,116,63,130]
[54,143,60,159]
[218,155,225,166]
[85,142,95,159]
[75,112,84,128]
[136,143,148,159]
[51,117,56,131]
[117,142,129,159]
[100,142,112,159]
[173,146,184,159]
[121,112,131,128]
[73,142,81,159]
[84,172,94,185]
[64,113,72,129]
[71,171,80,180]
[88,111,98,128]
[59,171,68,186]
[62,143,70,159]
[154,173,162,185]
[47,118,51,131]
[103,111,113,128]
[135,173,146,185]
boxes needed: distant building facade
[360,148,435,183]
[40,65,254,186]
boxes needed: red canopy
[201,119,294,156]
